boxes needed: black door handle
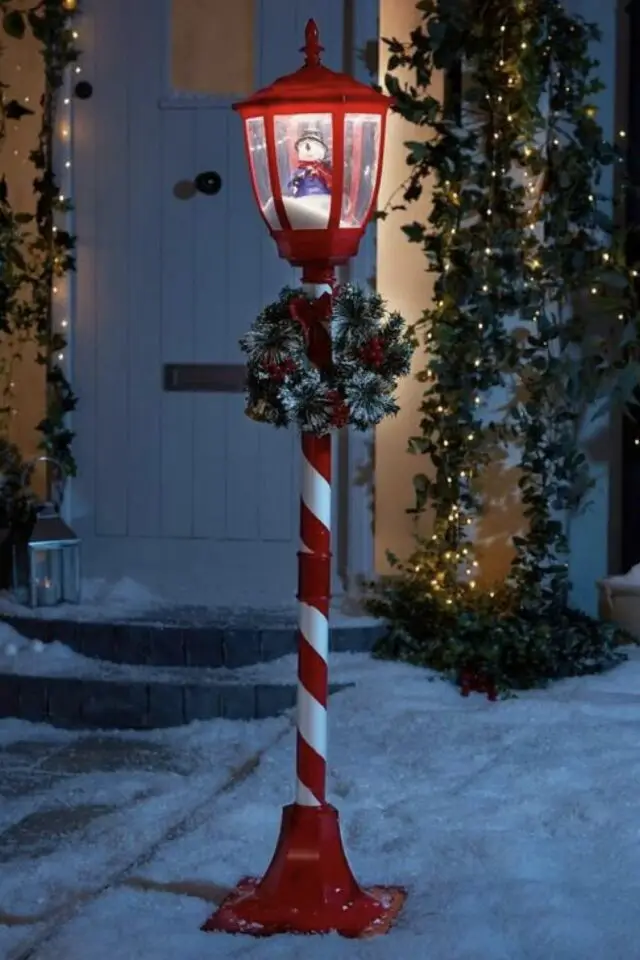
[194,171,223,196]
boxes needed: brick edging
[0,673,352,730]
[0,614,384,668]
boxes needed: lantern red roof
[234,19,390,115]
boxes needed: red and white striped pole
[296,268,333,808]
[203,270,405,936]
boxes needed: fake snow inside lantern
[233,19,390,268]
[21,503,81,608]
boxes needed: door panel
[73,0,345,592]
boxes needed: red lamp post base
[201,803,406,938]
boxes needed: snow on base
[12,651,640,959]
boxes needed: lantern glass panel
[273,113,333,230]
[245,116,281,228]
[341,114,382,228]
[30,548,63,606]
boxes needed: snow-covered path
[5,651,640,959]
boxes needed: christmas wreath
[240,284,414,435]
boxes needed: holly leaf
[2,10,25,39]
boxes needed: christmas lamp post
[202,20,406,939]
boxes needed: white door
[71,0,358,605]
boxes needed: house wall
[374,0,620,615]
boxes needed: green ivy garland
[367,0,637,694]
[0,0,79,479]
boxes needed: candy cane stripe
[296,680,327,755]
[302,455,331,529]
[296,731,326,806]
[298,635,328,708]
[300,504,329,557]
[294,282,333,809]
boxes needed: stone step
[0,664,352,730]
[0,607,383,669]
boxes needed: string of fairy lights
[413,12,630,602]
[54,0,80,519]
[6,0,79,507]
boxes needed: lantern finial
[301,19,323,66]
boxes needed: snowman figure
[262,129,332,231]
[289,130,332,200]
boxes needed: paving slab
[38,737,184,776]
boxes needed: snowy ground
[2,652,640,959]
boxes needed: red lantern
[233,19,391,270]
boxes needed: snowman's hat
[294,129,327,154]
